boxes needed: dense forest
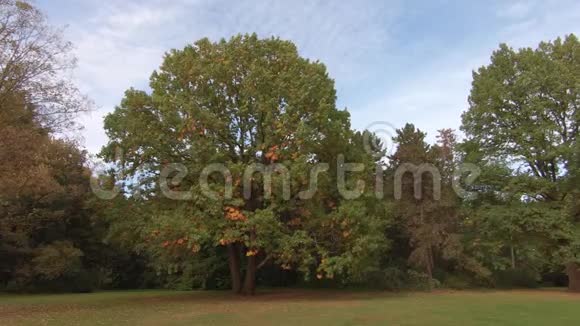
[1,1,578,295]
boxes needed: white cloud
[354,0,580,144]
[351,54,485,144]
[499,0,580,47]
[44,0,580,154]
[64,0,401,154]
[66,2,186,153]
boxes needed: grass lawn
[0,288,579,325]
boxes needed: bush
[362,268,443,291]
[541,271,568,287]
[408,270,440,291]
[494,268,539,288]
[357,267,406,291]
[443,275,473,290]
[3,268,100,293]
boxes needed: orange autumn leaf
[246,249,258,256]
[224,206,247,221]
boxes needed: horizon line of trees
[1,1,578,294]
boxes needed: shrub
[380,267,408,290]
[443,275,473,290]
[408,270,440,291]
[494,268,539,288]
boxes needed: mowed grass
[1,288,579,326]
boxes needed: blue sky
[38,0,580,154]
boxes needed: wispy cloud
[38,0,580,153]
[53,0,401,153]
[496,1,535,20]
[353,0,580,142]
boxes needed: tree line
[1,1,578,294]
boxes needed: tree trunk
[426,246,434,280]
[510,245,516,269]
[242,254,257,295]
[566,262,580,292]
[227,244,242,294]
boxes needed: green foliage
[443,274,476,290]
[463,203,572,272]
[101,34,391,294]
[2,0,577,294]
[31,241,83,280]
[460,34,579,291]
[407,270,440,291]
[494,268,540,289]
[363,267,408,291]
[462,35,578,185]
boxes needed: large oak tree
[102,34,389,295]
[461,34,580,291]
